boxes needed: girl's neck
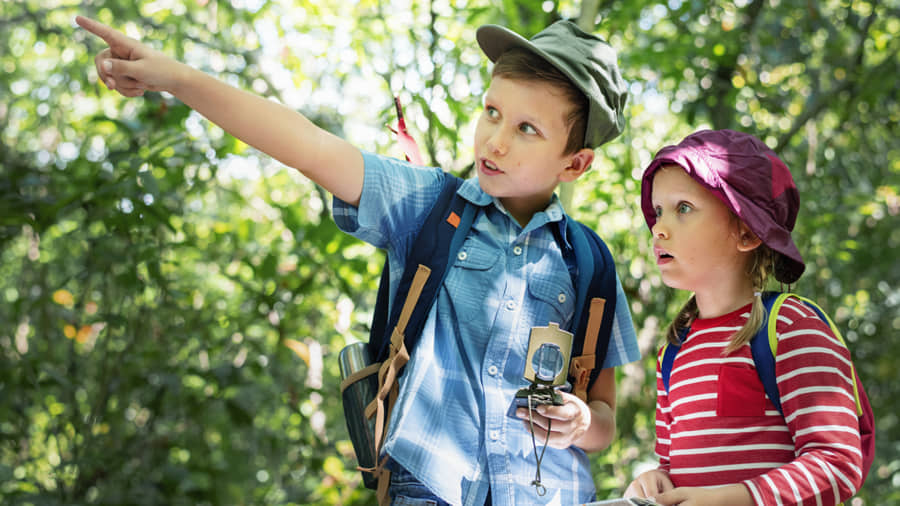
[693,280,756,320]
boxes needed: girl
[626,129,863,505]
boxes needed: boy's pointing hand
[76,16,182,97]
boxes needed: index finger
[536,399,578,421]
[75,16,126,45]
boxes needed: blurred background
[1,0,897,504]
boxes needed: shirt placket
[483,225,530,503]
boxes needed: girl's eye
[677,203,692,214]
[653,205,663,218]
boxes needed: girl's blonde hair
[664,243,777,354]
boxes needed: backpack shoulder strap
[751,292,787,414]
[367,173,474,363]
[566,221,618,401]
[660,341,680,394]
[753,292,865,417]
[659,322,690,394]
[361,173,475,503]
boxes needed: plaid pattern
[333,152,639,505]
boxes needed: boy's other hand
[76,16,181,97]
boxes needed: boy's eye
[485,106,499,118]
[519,123,537,135]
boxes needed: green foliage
[1,0,897,504]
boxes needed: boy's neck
[498,194,555,228]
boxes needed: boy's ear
[559,148,595,182]
[736,221,763,252]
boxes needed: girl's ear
[559,148,594,182]
[736,221,763,252]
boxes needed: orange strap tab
[571,298,605,401]
[446,211,461,228]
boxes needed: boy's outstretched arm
[75,16,364,206]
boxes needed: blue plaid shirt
[333,152,640,505]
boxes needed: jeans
[389,465,491,506]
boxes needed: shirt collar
[459,177,572,238]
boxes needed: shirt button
[513,245,523,256]
[558,293,567,303]
[488,365,499,376]
[505,300,516,311]
[457,251,467,261]
[490,430,500,441]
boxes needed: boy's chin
[476,177,502,197]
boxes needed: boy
[77,16,640,505]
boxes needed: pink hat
[641,129,805,284]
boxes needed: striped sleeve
[743,297,863,506]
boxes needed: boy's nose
[486,129,509,155]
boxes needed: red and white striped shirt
[654,297,863,505]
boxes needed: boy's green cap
[476,20,628,149]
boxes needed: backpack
[338,172,621,502]
[659,292,875,486]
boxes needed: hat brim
[476,24,532,63]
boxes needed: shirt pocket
[526,272,575,328]
[446,234,501,317]
[453,235,499,271]
[717,364,767,416]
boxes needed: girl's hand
[652,484,753,506]
[76,16,183,97]
[516,390,590,449]
[625,469,674,499]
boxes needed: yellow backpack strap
[769,293,863,417]
[764,293,793,356]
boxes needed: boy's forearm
[168,63,364,205]
[576,400,615,452]
[575,367,616,452]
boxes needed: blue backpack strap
[660,342,678,394]
[566,221,617,398]
[751,292,788,415]
[368,173,474,362]
[660,326,688,394]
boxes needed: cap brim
[476,24,532,63]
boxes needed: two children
[626,129,864,505]
[77,15,640,505]
[78,13,863,505]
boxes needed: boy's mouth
[480,158,504,176]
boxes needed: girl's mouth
[655,247,674,265]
